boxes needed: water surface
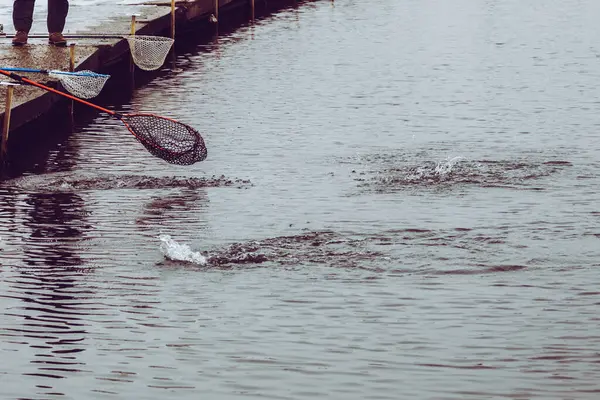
[2,0,600,398]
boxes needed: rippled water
[2,0,600,398]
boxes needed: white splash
[59,181,75,190]
[159,234,207,265]
[404,165,429,182]
[434,156,465,175]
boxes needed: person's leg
[13,0,35,33]
[48,0,68,46]
[47,0,68,33]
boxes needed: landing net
[126,35,174,71]
[120,113,207,165]
[50,70,110,99]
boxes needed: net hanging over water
[127,35,174,71]
[50,70,110,99]
[119,113,208,165]
[0,67,110,98]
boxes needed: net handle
[1,67,49,74]
[50,70,110,78]
[0,69,118,117]
[1,67,109,78]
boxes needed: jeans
[13,0,69,33]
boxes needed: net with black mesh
[119,113,207,165]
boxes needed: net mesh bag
[120,113,207,165]
[50,70,110,99]
[126,35,175,71]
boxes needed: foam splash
[389,156,465,183]
[59,182,75,190]
[1,172,252,193]
[434,156,465,175]
[159,234,207,265]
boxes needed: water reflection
[0,188,19,249]
[136,188,209,233]
[23,192,87,265]
[1,191,94,388]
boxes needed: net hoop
[126,35,175,71]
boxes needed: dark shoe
[12,31,28,46]
[49,32,67,47]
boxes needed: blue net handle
[0,67,108,78]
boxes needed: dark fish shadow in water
[157,229,544,277]
[0,171,252,192]
[136,188,210,234]
[343,151,573,194]
[159,231,389,273]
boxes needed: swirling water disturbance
[2,0,600,398]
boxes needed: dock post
[170,0,177,67]
[130,14,137,38]
[1,83,16,162]
[69,43,76,72]
[251,0,255,21]
[171,0,176,40]
[68,43,76,125]
[130,14,137,91]
[213,0,219,36]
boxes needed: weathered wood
[1,85,15,159]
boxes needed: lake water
[2,0,600,398]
